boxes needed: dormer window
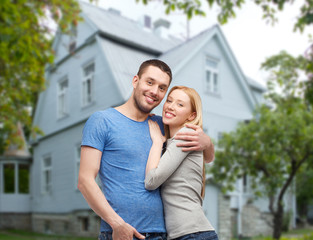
[68,24,77,53]
[205,58,220,95]
[82,62,95,107]
[69,41,76,52]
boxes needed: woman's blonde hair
[164,86,206,198]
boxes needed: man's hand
[175,123,214,163]
[112,221,145,240]
[175,123,211,151]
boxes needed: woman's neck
[169,124,184,138]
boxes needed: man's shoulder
[89,108,115,119]
[150,114,162,122]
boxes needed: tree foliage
[210,51,313,239]
[296,166,313,219]
[138,0,312,31]
[0,0,81,154]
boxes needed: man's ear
[187,112,196,121]
[132,75,139,88]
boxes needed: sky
[87,0,311,86]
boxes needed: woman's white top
[145,127,214,239]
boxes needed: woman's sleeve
[145,128,194,190]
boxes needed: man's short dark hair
[137,59,172,83]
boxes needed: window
[58,78,68,118]
[18,164,29,193]
[2,163,30,194]
[42,155,52,194]
[75,145,81,189]
[4,164,15,193]
[205,58,219,94]
[82,62,95,107]
[44,221,51,234]
[69,42,76,52]
[217,132,224,142]
[80,217,89,232]
[68,24,77,53]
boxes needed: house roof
[246,76,267,92]
[3,123,31,160]
[97,36,156,99]
[160,26,216,75]
[80,1,182,54]
[56,2,264,105]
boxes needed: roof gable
[160,25,260,109]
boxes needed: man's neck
[115,100,149,122]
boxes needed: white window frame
[57,78,69,119]
[82,61,95,107]
[205,57,220,95]
[42,155,52,194]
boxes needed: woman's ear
[187,112,196,122]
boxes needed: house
[0,1,296,239]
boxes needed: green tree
[138,0,312,31]
[210,51,313,239]
[0,0,81,154]
[296,166,313,220]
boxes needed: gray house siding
[53,16,97,63]
[34,42,123,138]
[31,123,87,213]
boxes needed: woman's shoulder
[177,126,196,134]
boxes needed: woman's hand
[148,120,166,144]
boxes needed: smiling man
[78,59,214,240]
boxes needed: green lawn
[0,230,96,240]
[2,228,313,240]
[249,228,313,240]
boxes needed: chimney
[108,8,121,15]
[153,18,171,39]
[138,15,152,30]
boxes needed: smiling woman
[144,86,218,240]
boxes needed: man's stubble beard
[133,92,156,114]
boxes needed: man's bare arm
[77,146,145,240]
[174,123,215,163]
